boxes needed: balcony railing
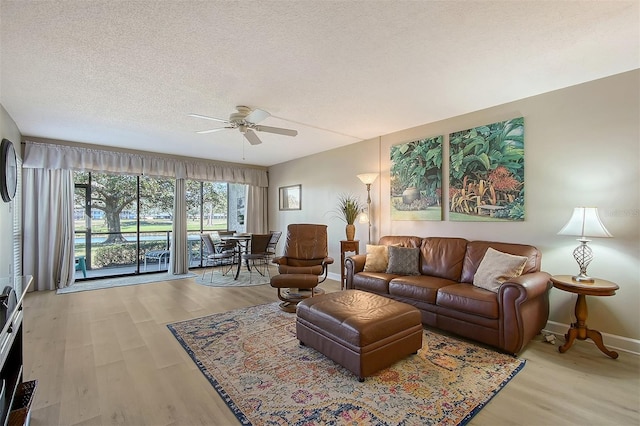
[74,230,217,280]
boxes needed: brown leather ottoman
[296,289,423,381]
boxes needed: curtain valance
[23,141,268,186]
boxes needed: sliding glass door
[73,172,245,280]
[186,180,228,267]
[74,173,130,278]
[139,176,175,273]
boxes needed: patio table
[220,234,252,279]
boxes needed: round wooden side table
[550,275,619,359]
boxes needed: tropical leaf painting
[390,136,443,221]
[449,117,524,221]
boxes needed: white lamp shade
[359,212,369,223]
[357,173,379,185]
[558,207,612,238]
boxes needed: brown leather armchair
[270,224,334,311]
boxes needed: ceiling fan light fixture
[189,105,297,146]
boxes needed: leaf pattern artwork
[449,117,525,221]
[390,136,443,221]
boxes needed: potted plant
[333,194,364,241]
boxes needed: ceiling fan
[189,106,298,145]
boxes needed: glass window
[139,176,174,272]
[228,183,247,233]
[73,171,242,279]
[186,180,232,267]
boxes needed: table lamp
[557,207,612,282]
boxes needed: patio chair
[201,233,236,281]
[240,233,272,283]
[265,230,282,262]
[75,255,87,278]
[144,249,170,271]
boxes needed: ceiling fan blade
[188,113,229,124]
[244,129,263,145]
[254,125,298,137]
[245,108,270,124]
[196,127,233,134]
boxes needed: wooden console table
[340,240,359,290]
[551,274,619,359]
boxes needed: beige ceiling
[1,1,638,167]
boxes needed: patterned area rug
[167,302,525,426]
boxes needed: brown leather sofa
[344,236,552,354]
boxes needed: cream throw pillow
[473,247,528,292]
[363,244,389,272]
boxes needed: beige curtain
[245,185,268,233]
[23,140,268,185]
[170,179,189,274]
[22,169,75,290]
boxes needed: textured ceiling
[1,1,638,167]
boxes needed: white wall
[268,70,640,342]
[0,105,21,282]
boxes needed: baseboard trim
[327,272,341,283]
[543,321,640,356]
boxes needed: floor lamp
[357,173,379,244]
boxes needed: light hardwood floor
[23,275,640,426]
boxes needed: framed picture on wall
[449,117,525,221]
[279,184,301,210]
[390,135,443,221]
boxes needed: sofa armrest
[501,271,552,300]
[498,271,552,354]
[344,254,367,289]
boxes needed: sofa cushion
[352,272,396,294]
[460,241,541,283]
[436,283,499,319]
[363,244,389,272]
[389,275,456,304]
[386,246,420,275]
[419,237,468,281]
[473,248,528,292]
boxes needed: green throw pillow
[386,246,420,275]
